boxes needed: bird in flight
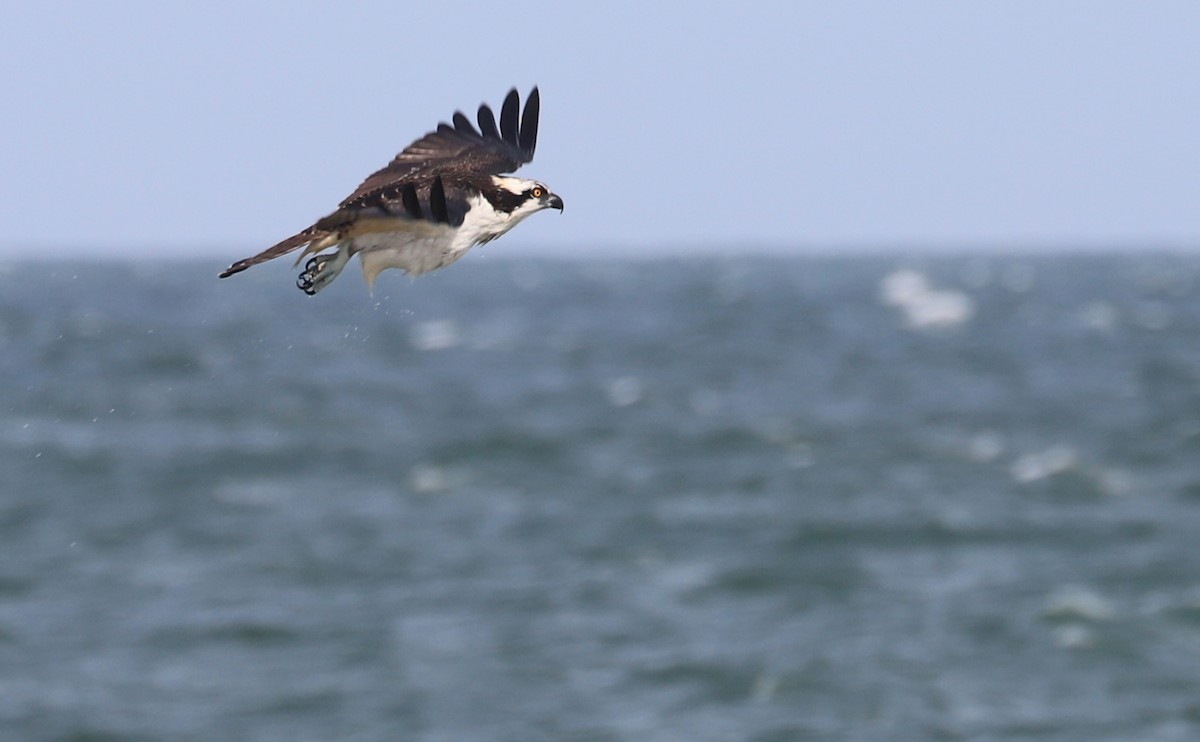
[220,87,562,295]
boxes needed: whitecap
[607,376,643,407]
[1078,301,1119,332]
[879,269,974,329]
[1043,584,1115,622]
[1011,444,1077,483]
[411,319,460,351]
[409,463,452,493]
[1054,623,1096,649]
[966,431,1005,463]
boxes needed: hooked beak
[546,193,564,212]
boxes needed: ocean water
[3,253,1200,741]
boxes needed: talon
[296,256,324,295]
[294,248,347,295]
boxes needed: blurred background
[3,2,1200,740]
[2,1,1199,255]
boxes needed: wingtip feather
[477,103,499,140]
[500,88,520,146]
[520,86,540,157]
[452,111,478,136]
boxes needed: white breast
[350,194,515,291]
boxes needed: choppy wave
[3,254,1200,740]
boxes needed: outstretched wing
[219,87,540,280]
[340,87,540,208]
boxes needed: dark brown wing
[339,87,540,208]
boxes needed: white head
[488,176,564,221]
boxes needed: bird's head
[491,176,564,219]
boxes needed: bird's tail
[219,228,333,279]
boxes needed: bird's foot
[296,249,348,295]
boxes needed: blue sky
[2,1,1198,257]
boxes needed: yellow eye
[531,187,544,198]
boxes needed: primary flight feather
[220,87,562,295]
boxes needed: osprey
[219,87,562,294]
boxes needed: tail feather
[219,228,330,278]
